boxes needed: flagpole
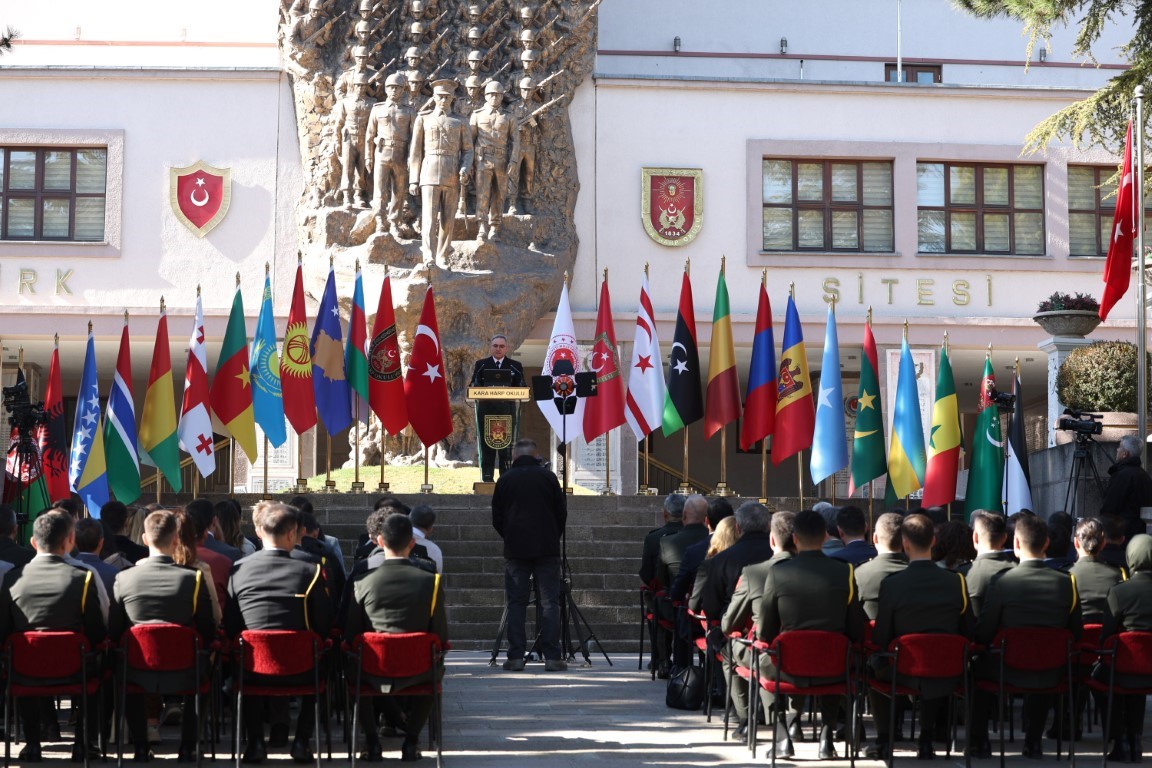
[602,432,613,495]
[296,437,308,493]
[759,439,768,503]
[325,434,335,492]
[352,420,363,493]
[1136,85,1147,456]
[262,436,270,500]
[868,479,875,531]
[421,445,433,493]
[797,449,805,510]
[379,435,389,492]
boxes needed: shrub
[1037,291,1100,313]
[1056,340,1150,412]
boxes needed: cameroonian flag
[922,341,961,507]
[772,294,814,465]
[887,334,927,499]
[849,317,885,495]
[281,260,317,435]
[104,316,141,503]
[704,263,741,439]
[346,262,370,425]
[965,354,1004,516]
[139,303,182,492]
[210,281,258,463]
[662,266,703,436]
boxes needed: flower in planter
[1037,291,1100,313]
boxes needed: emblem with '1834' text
[641,167,703,247]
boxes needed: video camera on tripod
[2,377,48,528]
[1058,407,1103,437]
[2,378,47,437]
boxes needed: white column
[1038,336,1095,447]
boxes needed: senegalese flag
[346,262,370,425]
[69,329,109,516]
[104,315,141,503]
[139,303,182,492]
[887,334,927,499]
[210,281,258,463]
[849,317,885,496]
[662,265,704,436]
[250,271,287,448]
[281,260,317,435]
[3,367,51,516]
[922,341,961,507]
[772,294,814,466]
[704,262,741,439]
[965,354,1004,516]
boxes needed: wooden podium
[467,386,531,492]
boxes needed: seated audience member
[638,493,684,677]
[1044,521,1073,570]
[655,494,708,669]
[0,504,33,568]
[829,505,876,566]
[294,510,347,604]
[186,498,242,564]
[1098,515,1129,569]
[686,517,739,614]
[356,495,412,562]
[101,500,149,563]
[854,512,907,620]
[216,498,258,556]
[966,511,1015,619]
[409,504,443,574]
[669,497,734,608]
[813,501,843,554]
[932,520,976,573]
[1099,533,1152,762]
[73,517,120,596]
[694,502,774,624]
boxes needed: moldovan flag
[39,339,71,501]
[584,275,626,441]
[210,282,258,463]
[70,329,109,516]
[849,318,885,495]
[965,355,1004,516]
[104,316,141,503]
[662,266,703,436]
[369,274,408,435]
[281,260,317,435]
[1100,120,1137,321]
[3,367,51,516]
[740,277,776,451]
[922,341,961,507]
[139,304,182,492]
[887,335,927,499]
[403,286,453,447]
[539,281,585,441]
[811,305,848,483]
[772,294,814,465]
[346,263,371,425]
[625,273,666,440]
[704,264,741,439]
[177,293,216,479]
[1003,368,1033,515]
[312,265,352,435]
[250,272,287,448]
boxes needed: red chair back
[124,623,198,672]
[891,633,968,678]
[995,627,1073,672]
[240,630,320,677]
[354,632,440,679]
[8,631,87,679]
[1108,631,1152,677]
[772,630,850,679]
[1078,623,1103,666]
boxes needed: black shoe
[71,743,101,763]
[765,737,796,759]
[863,741,891,760]
[241,740,268,764]
[1131,736,1144,764]
[967,739,993,760]
[1109,739,1132,764]
[289,740,314,764]
[1023,740,1044,760]
[400,742,423,762]
[655,662,670,680]
[268,723,289,748]
[176,743,197,763]
[731,722,748,741]
[819,726,838,760]
[358,743,383,762]
[789,719,805,743]
[133,746,154,763]
[18,743,43,763]
[917,739,936,760]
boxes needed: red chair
[345,632,444,768]
[865,633,971,768]
[115,623,215,768]
[234,630,329,768]
[974,627,1076,768]
[1084,631,1152,768]
[687,609,722,722]
[749,630,858,768]
[3,631,105,768]
[1076,624,1103,736]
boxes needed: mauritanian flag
[849,317,885,496]
[772,294,814,465]
[887,334,927,499]
[740,277,776,451]
[139,303,182,492]
[965,354,1004,516]
[104,316,141,503]
[922,341,961,507]
[178,293,216,479]
[281,260,317,435]
[346,262,371,425]
[39,338,70,502]
[210,281,258,463]
[704,262,741,439]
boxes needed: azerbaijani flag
[210,281,258,463]
[772,294,814,465]
[104,316,141,503]
[139,304,182,492]
[704,264,741,439]
[70,329,109,516]
[346,262,371,425]
[811,304,848,483]
[740,278,776,451]
[887,335,927,499]
[922,341,961,507]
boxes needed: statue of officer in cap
[409,78,473,267]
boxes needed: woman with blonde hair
[705,516,740,559]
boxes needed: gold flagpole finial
[297,251,303,266]
[160,296,166,313]
[196,284,201,298]
[355,257,361,272]
[867,305,873,326]
[761,268,767,287]
[902,319,908,341]
[1015,356,1020,377]
[87,320,93,335]
[54,333,59,347]
[685,257,690,275]
[124,309,129,324]
[329,253,334,269]
[720,254,726,274]
[943,330,949,354]
[17,347,23,370]
[265,261,270,277]
[987,343,993,359]
[644,262,650,278]
[603,267,608,283]
[830,293,837,313]
[788,281,795,299]
[235,272,241,288]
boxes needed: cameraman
[1101,434,1152,541]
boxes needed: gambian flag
[38,339,70,502]
[139,304,182,492]
[210,282,258,463]
[281,260,317,435]
[772,294,814,465]
[922,341,961,507]
[888,335,927,499]
[662,267,703,436]
[704,264,741,439]
[346,263,371,425]
[740,278,776,451]
[104,316,141,503]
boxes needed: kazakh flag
[965,355,1004,516]
[887,334,926,499]
[250,272,286,448]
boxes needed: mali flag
[281,260,317,435]
[346,263,370,425]
[704,264,741,439]
[662,266,703,436]
[772,295,814,465]
[210,282,258,463]
[139,304,182,492]
[887,335,927,499]
[965,355,1004,516]
[922,341,961,507]
[849,318,885,495]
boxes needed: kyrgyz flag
[250,272,286,448]
[70,329,109,516]
[624,272,666,440]
[346,263,371,425]
[1003,369,1033,515]
[704,264,741,439]
[104,316,141,503]
[369,274,408,436]
[772,294,814,465]
[849,318,885,495]
[811,304,847,483]
[965,355,1004,516]
[922,341,961,507]
[887,335,927,499]
[312,265,352,435]
[177,293,216,479]
[281,260,317,435]
[39,338,70,502]
[662,267,703,436]
[1100,120,1137,321]
[403,286,453,447]
[740,278,776,451]
[583,274,626,442]
[3,367,51,516]
[210,282,258,463]
[139,304,182,492]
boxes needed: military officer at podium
[471,335,525,482]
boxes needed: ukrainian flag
[887,335,927,499]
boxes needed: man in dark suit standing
[470,335,526,482]
[110,508,216,762]
[227,502,333,764]
[0,504,33,568]
[345,513,447,762]
[0,511,106,762]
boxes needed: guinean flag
[922,341,961,507]
[772,294,814,465]
[1100,120,1137,321]
[964,354,1004,516]
[346,263,371,425]
[403,286,453,447]
[210,281,258,463]
[3,367,51,516]
[740,277,776,451]
[139,304,182,492]
[583,274,626,442]
[662,266,703,436]
[104,316,141,503]
[849,318,885,495]
[368,274,408,435]
[281,260,317,435]
[704,263,741,439]
[39,339,70,501]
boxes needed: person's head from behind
[769,510,796,554]
[298,511,321,539]
[1117,433,1143,462]
[1103,515,1127,545]
[932,520,976,568]
[143,509,180,556]
[873,512,904,554]
[410,504,436,533]
[52,497,82,520]
[836,505,867,542]
[706,496,734,531]
[32,511,73,555]
[373,493,410,514]
[512,438,537,461]
[101,501,130,534]
[288,495,315,516]
[971,510,1008,552]
[792,509,828,551]
[73,518,103,555]
[706,517,739,559]
[1046,523,1072,560]
[252,501,300,547]
[901,514,936,559]
[1074,517,1105,558]
[0,504,18,541]
[184,498,217,541]
[734,501,770,535]
[662,493,685,523]
[381,512,415,557]
[682,494,708,526]
[1013,514,1049,560]
[215,499,245,548]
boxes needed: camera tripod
[1063,432,1107,520]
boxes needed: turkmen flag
[965,355,1003,516]
[104,316,141,503]
[662,267,703,436]
[887,336,927,499]
[849,319,885,495]
[210,282,258,462]
[346,264,370,425]
[250,273,286,448]
[139,305,182,492]
[923,342,961,507]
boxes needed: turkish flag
[1101,120,1138,321]
[583,276,626,442]
[368,275,409,436]
[403,286,453,447]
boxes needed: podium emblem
[484,415,513,451]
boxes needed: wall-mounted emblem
[170,161,232,238]
[641,167,703,247]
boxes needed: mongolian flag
[624,272,666,441]
[139,303,182,492]
[1100,120,1137,321]
[923,341,961,507]
[538,281,585,441]
[965,354,1004,516]
[281,260,317,435]
[403,286,453,447]
[250,271,286,448]
[849,317,885,495]
[3,367,51,516]
[346,262,371,425]
[177,293,215,479]
[69,328,109,516]
[662,266,703,436]
[104,316,141,503]
[369,274,408,435]
[1003,368,1034,515]
[39,338,70,502]
[312,265,352,436]
[583,274,626,442]
[772,294,814,465]
[887,334,927,499]
[740,277,776,451]
[210,281,258,463]
[704,263,741,439]
[811,304,848,483]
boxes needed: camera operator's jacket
[1102,455,1152,534]
[491,456,566,560]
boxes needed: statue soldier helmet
[385,72,406,87]
[519,76,536,91]
[465,75,483,90]
[431,79,458,96]
[355,19,372,37]
[308,0,324,11]
[411,0,425,14]
[406,45,422,59]
[518,6,534,23]
[409,69,427,82]
[484,80,506,95]
[352,45,369,60]
[467,4,482,21]
[358,0,374,12]
[520,49,539,62]
[467,26,482,45]
[467,50,483,63]
[409,21,426,37]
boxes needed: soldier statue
[333,72,376,208]
[366,73,415,237]
[470,81,513,240]
[507,76,540,215]
[409,79,474,267]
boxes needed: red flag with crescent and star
[403,286,452,447]
[170,161,232,238]
[583,275,626,442]
[369,274,409,436]
[1100,120,1138,321]
[281,262,317,435]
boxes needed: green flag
[964,355,1003,517]
[850,319,886,494]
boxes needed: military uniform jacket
[470,106,514,168]
[1069,557,1124,625]
[721,551,792,637]
[965,551,1016,619]
[409,109,474,186]
[697,532,776,624]
[109,555,216,642]
[657,523,709,593]
[638,521,682,587]
[365,100,414,164]
[225,548,333,638]
[754,549,866,645]
[0,553,105,645]
[854,552,908,621]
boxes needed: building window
[885,64,942,84]
[1067,165,1152,257]
[916,162,1044,255]
[1,147,107,242]
[762,159,894,252]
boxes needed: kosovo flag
[311,266,352,435]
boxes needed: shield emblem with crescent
[170,161,232,238]
[641,167,703,247]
